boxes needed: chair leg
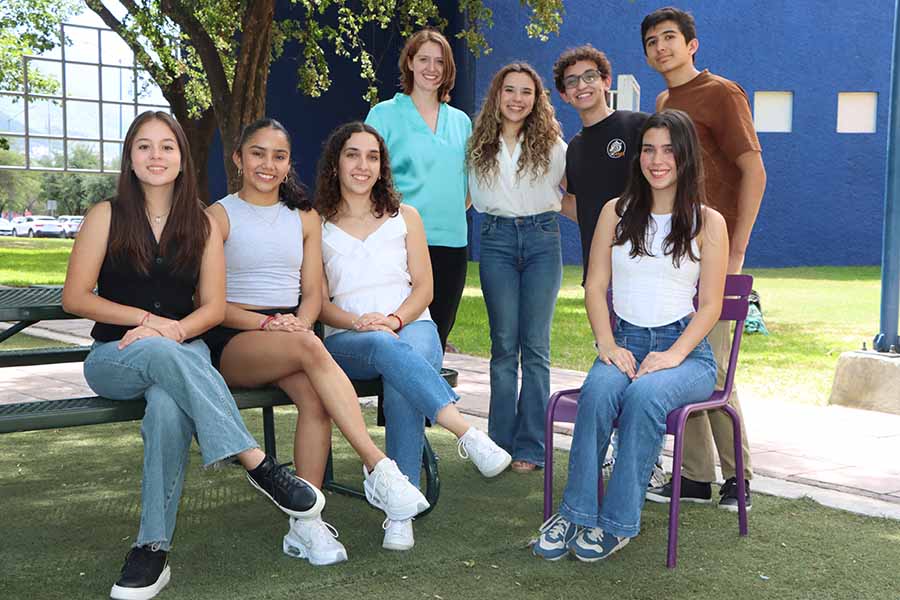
[667,429,686,569]
[262,406,277,459]
[543,394,560,521]
[419,436,440,518]
[723,405,749,536]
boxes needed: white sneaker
[458,427,512,478]
[382,518,414,551]
[363,458,430,521]
[282,516,348,566]
[648,462,667,489]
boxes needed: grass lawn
[2,408,899,600]
[0,332,73,350]
[0,237,73,286]
[453,264,880,406]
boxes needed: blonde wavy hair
[467,63,562,184]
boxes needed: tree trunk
[166,77,217,204]
[219,0,276,194]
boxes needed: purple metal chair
[542,274,752,568]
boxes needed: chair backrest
[605,273,754,396]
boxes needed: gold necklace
[146,210,170,225]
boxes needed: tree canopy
[3,0,564,202]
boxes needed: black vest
[91,216,199,342]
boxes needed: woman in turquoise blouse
[365,28,472,352]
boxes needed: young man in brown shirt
[641,6,767,510]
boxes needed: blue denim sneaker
[568,527,630,562]
[532,513,582,561]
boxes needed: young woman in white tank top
[314,122,511,552]
[533,110,728,562]
[205,119,431,566]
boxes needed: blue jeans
[559,317,717,538]
[324,320,458,487]
[479,212,562,465]
[83,338,258,551]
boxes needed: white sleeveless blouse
[321,213,431,337]
[611,213,701,327]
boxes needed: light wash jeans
[83,337,258,550]
[479,212,562,466]
[559,317,717,538]
[324,320,458,487]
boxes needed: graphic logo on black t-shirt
[607,139,626,158]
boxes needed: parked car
[57,215,84,238]
[0,218,13,236]
[12,215,65,238]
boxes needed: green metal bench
[0,286,456,516]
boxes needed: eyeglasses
[563,69,605,90]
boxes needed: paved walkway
[4,319,900,520]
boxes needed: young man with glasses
[641,6,766,511]
[552,45,649,283]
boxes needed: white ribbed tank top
[217,193,303,307]
[611,213,700,327]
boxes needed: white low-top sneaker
[382,518,414,551]
[363,457,430,521]
[458,427,512,478]
[283,516,348,566]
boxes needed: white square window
[753,91,793,133]
[837,92,877,133]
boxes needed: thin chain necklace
[146,209,170,225]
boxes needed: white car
[13,216,65,238]
[57,215,84,238]
[0,218,13,236]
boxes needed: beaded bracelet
[388,313,404,331]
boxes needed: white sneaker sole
[382,537,415,551]
[283,537,348,565]
[247,473,326,520]
[110,565,171,600]
[369,497,430,522]
[718,501,752,513]
[645,491,712,505]
[477,452,513,478]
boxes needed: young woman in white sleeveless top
[314,122,511,552]
[533,110,728,562]
[205,119,430,566]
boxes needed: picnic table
[0,285,455,514]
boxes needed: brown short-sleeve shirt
[657,70,762,236]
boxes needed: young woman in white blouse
[314,122,511,552]
[467,63,567,473]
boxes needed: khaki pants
[681,320,753,482]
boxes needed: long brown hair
[467,62,562,184]
[398,29,456,103]
[613,109,705,267]
[108,111,209,277]
[314,122,400,223]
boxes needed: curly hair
[314,122,401,223]
[551,45,612,94]
[399,29,456,103]
[467,63,562,185]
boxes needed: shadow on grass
[2,407,900,599]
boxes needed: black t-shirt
[566,110,649,281]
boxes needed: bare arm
[584,201,637,377]
[178,213,227,338]
[728,150,766,274]
[388,205,433,328]
[560,191,577,222]
[296,209,324,327]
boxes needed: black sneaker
[110,545,170,600]
[247,454,325,519]
[645,476,713,504]
[718,477,752,512]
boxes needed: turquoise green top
[365,93,472,248]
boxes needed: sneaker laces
[538,513,572,539]
[310,519,340,543]
[371,461,411,497]
[457,430,502,461]
[719,477,740,497]
[271,461,299,493]
[382,517,413,531]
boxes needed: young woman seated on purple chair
[532,109,728,562]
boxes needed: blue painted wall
[471,0,894,267]
[243,0,893,268]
